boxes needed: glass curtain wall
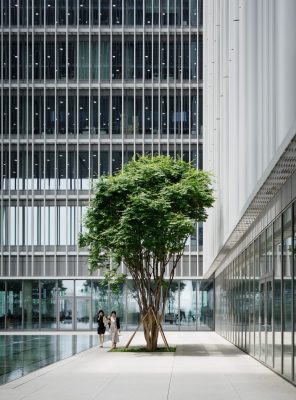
[0,279,213,331]
[0,1,201,282]
[215,201,296,385]
[2,0,200,27]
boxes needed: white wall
[203,0,296,272]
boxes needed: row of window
[0,254,202,277]
[2,0,202,27]
[1,92,200,137]
[215,202,296,384]
[0,205,200,249]
[0,147,201,191]
[1,205,86,246]
[2,37,201,81]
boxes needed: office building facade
[204,0,296,385]
[0,1,214,331]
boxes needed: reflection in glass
[282,208,292,379]
[126,281,140,328]
[41,280,57,329]
[76,298,91,330]
[273,217,282,373]
[6,281,22,329]
[100,0,109,25]
[76,280,92,297]
[58,280,74,297]
[0,281,4,330]
[249,244,255,356]
[24,280,39,329]
[198,280,214,330]
[266,280,273,367]
[92,282,109,329]
[163,282,179,330]
[59,298,73,329]
[179,281,196,330]
[110,284,124,325]
[294,205,296,383]
[254,238,260,357]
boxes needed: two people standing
[97,310,120,349]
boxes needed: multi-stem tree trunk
[142,309,161,351]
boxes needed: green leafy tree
[78,156,214,350]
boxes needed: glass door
[179,280,197,330]
[58,298,73,330]
[259,278,273,366]
[76,297,91,330]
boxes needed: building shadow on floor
[175,344,243,357]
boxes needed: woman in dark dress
[97,310,107,347]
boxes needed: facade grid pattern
[0,1,206,331]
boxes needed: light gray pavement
[1,331,296,400]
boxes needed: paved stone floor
[1,332,296,400]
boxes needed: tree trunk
[142,311,160,351]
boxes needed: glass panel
[100,0,109,25]
[112,96,122,135]
[245,248,250,353]
[0,282,5,330]
[125,41,134,79]
[41,280,57,329]
[259,231,266,277]
[282,208,292,379]
[76,280,92,296]
[198,280,214,330]
[125,0,134,25]
[254,238,260,357]
[124,96,134,137]
[100,96,109,135]
[179,280,196,330]
[163,281,179,330]
[68,42,76,79]
[266,225,273,274]
[112,42,122,79]
[273,216,282,373]
[76,298,91,330]
[294,203,296,383]
[58,0,66,24]
[249,245,255,355]
[126,281,140,329]
[259,281,265,362]
[23,280,39,329]
[59,298,73,329]
[109,284,124,327]
[79,41,89,80]
[58,280,74,297]
[79,0,90,25]
[242,253,247,351]
[100,41,110,80]
[136,0,143,24]
[92,282,109,329]
[7,281,23,329]
[266,280,273,367]
[112,0,122,25]
[191,0,198,26]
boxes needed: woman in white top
[108,311,120,349]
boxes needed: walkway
[1,332,295,400]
